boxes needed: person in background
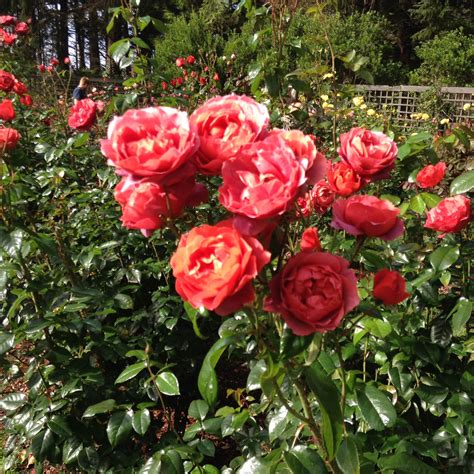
[72,77,89,104]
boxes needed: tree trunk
[57,0,69,61]
[88,7,101,71]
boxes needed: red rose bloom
[170,222,271,316]
[13,79,27,96]
[213,73,220,81]
[14,22,29,35]
[20,95,32,107]
[190,94,269,175]
[265,252,359,335]
[68,98,97,131]
[332,195,404,240]
[0,70,15,92]
[219,135,305,220]
[114,175,207,237]
[38,64,46,73]
[161,81,168,90]
[101,106,199,181]
[0,99,15,121]
[311,180,335,214]
[300,227,322,252]
[46,66,53,72]
[199,77,207,86]
[268,129,327,184]
[327,161,362,197]
[296,194,312,217]
[187,55,196,64]
[50,58,59,67]
[175,57,185,68]
[0,16,16,26]
[0,127,20,150]
[63,57,70,65]
[373,269,410,305]
[416,162,446,189]
[425,195,471,236]
[338,127,397,181]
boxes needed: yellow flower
[322,102,334,109]
[322,73,334,80]
[421,113,430,120]
[352,96,364,107]
[359,103,367,110]
[463,103,471,111]
[367,108,376,116]
[440,118,450,125]
[320,94,329,102]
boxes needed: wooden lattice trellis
[356,85,474,125]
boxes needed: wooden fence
[356,85,473,125]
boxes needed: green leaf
[280,326,313,360]
[0,392,26,412]
[132,409,150,436]
[415,384,449,404]
[115,361,146,383]
[397,143,411,160]
[107,410,133,448]
[336,438,360,474]
[198,337,235,408]
[284,446,328,473]
[268,405,289,442]
[184,302,208,340]
[247,359,267,391]
[156,371,180,396]
[451,297,472,336]
[378,453,438,473]
[0,332,14,355]
[109,39,131,64]
[82,399,116,418]
[409,195,426,214]
[429,245,459,272]
[189,399,209,421]
[78,447,100,472]
[31,429,54,461]
[62,438,82,464]
[130,36,150,49]
[47,415,73,438]
[356,385,397,431]
[450,170,474,195]
[114,292,134,309]
[420,192,442,208]
[304,363,343,460]
[237,456,271,474]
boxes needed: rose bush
[0,11,473,473]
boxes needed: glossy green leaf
[304,363,343,460]
[115,361,146,384]
[409,195,426,214]
[189,399,209,421]
[268,405,289,442]
[47,415,73,438]
[0,332,14,355]
[156,371,180,396]
[279,326,313,360]
[237,456,271,474]
[132,409,150,436]
[416,384,449,404]
[284,445,328,474]
[62,438,82,464]
[78,447,100,472]
[429,245,459,272]
[198,337,235,408]
[82,399,116,418]
[0,392,26,412]
[31,429,54,461]
[451,297,472,336]
[450,170,474,195]
[109,39,131,64]
[336,438,360,474]
[107,410,133,448]
[420,192,442,208]
[356,385,397,431]
[378,453,437,473]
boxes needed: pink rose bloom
[265,252,359,335]
[332,195,404,240]
[425,195,471,236]
[101,107,199,182]
[190,94,269,175]
[338,127,397,181]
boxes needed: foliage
[0,2,473,473]
[410,28,474,86]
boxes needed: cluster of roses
[0,69,32,151]
[162,55,219,91]
[0,15,29,46]
[38,56,70,73]
[101,95,471,336]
